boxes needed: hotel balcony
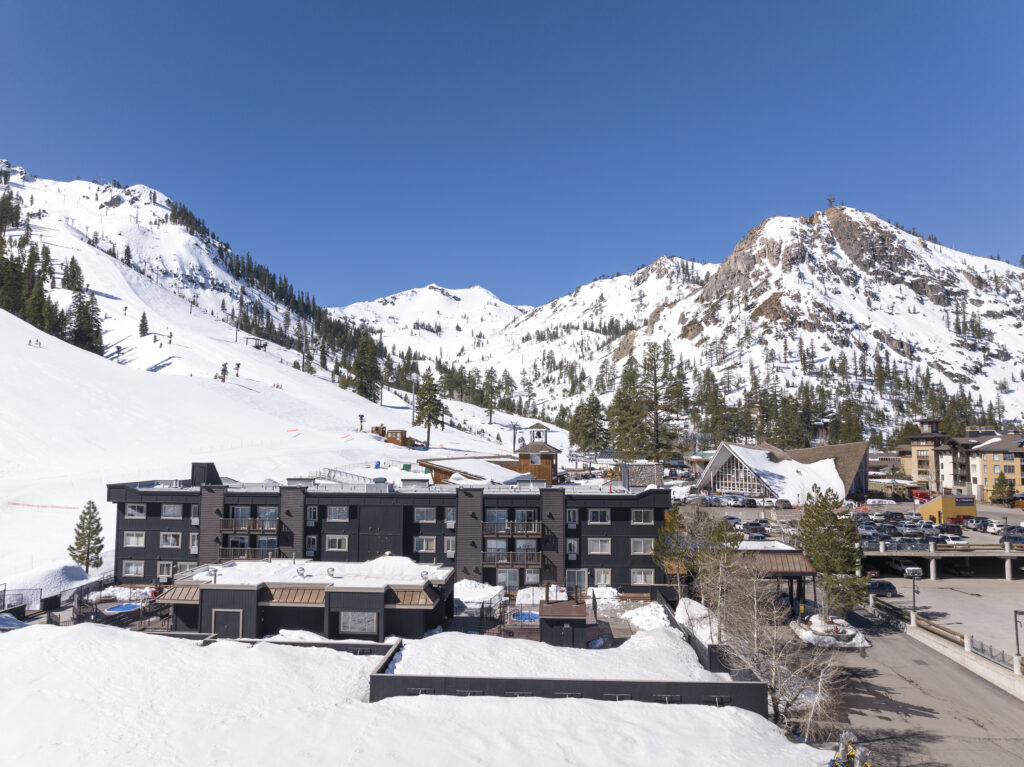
[220,518,279,533]
[483,551,541,566]
[218,547,281,561]
[482,521,540,537]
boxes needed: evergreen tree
[990,471,1013,505]
[607,355,645,460]
[68,500,104,574]
[482,368,498,424]
[62,256,84,292]
[569,394,607,452]
[139,311,149,337]
[352,335,382,401]
[640,342,675,460]
[414,369,445,447]
[652,504,688,594]
[798,487,866,622]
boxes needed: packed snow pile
[674,598,719,645]
[516,585,568,604]
[454,579,504,604]
[0,623,833,766]
[0,563,94,599]
[186,556,446,587]
[0,613,27,631]
[389,626,724,682]
[622,602,672,632]
[85,585,152,604]
[791,614,870,649]
[586,586,620,601]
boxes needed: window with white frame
[414,507,436,523]
[524,568,540,586]
[326,535,348,551]
[445,507,457,523]
[588,508,610,524]
[593,568,612,586]
[123,531,145,547]
[189,532,198,551]
[125,504,146,519]
[414,536,436,553]
[255,536,277,550]
[588,538,611,554]
[565,569,587,589]
[338,611,377,634]
[157,561,173,578]
[566,508,579,524]
[566,538,579,554]
[160,532,182,548]
[631,508,654,525]
[161,504,183,519]
[176,562,193,573]
[631,569,655,586]
[306,506,319,522]
[485,508,506,522]
[305,534,318,552]
[444,536,456,554]
[326,506,349,522]
[631,538,654,556]
[256,506,279,520]
[122,560,144,577]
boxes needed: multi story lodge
[107,462,671,595]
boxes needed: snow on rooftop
[185,556,450,587]
[430,456,531,483]
[389,626,725,682]
[729,444,845,503]
[0,624,831,766]
[738,540,799,551]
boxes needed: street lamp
[911,574,920,613]
[410,372,421,424]
[1015,610,1024,658]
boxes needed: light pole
[911,574,920,612]
[1015,610,1024,658]
[410,372,421,425]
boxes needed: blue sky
[5,2,1022,306]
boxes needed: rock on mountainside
[338,207,1024,428]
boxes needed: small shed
[538,597,597,648]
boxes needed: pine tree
[798,487,866,622]
[414,369,445,447]
[640,342,675,461]
[652,504,688,594]
[139,311,149,337]
[569,394,607,452]
[62,256,84,292]
[990,472,1013,505]
[607,355,645,460]
[68,500,104,574]
[482,368,497,424]
[352,335,382,400]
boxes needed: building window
[631,538,654,556]
[444,536,456,555]
[122,560,144,577]
[176,562,193,573]
[445,507,457,523]
[631,508,654,525]
[414,536,436,553]
[160,532,182,548]
[124,531,145,547]
[157,561,173,579]
[566,508,579,524]
[229,505,249,519]
[256,506,278,520]
[485,508,506,523]
[125,504,146,519]
[414,507,436,523]
[524,569,540,586]
[593,568,612,586]
[306,506,319,522]
[588,508,610,524]
[305,535,318,553]
[566,538,579,554]
[189,532,198,552]
[1005,465,1016,473]
[338,611,377,634]
[326,535,348,551]
[588,538,611,555]
[326,506,349,522]
[917,450,929,458]
[255,536,277,550]
[530,454,541,465]
[161,504,183,519]
[632,569,655,586]
[565,569,587,589]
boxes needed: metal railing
[482,551,541,566]
[482,521,541,537]
[219,518,279,532]
[218,547,282,561]
[970,637,1015,670]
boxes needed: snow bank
[0,624,831,766]
[454,579,504,603]
[0,613,27,631]
[674,598,718,645]
[516,585,567,604]
[791,615,870,649]
[586,586,619,601]
[390,626,723,682]
[187,556,445,586]
[0,562,94,599]
[622,602,672,632]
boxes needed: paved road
[838,609,1024,767]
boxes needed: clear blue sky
[5,2,1022,306]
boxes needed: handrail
[482,551,541,566]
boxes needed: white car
[937,534,970,547]
[866,498,897,506]
[985,520,1005,535]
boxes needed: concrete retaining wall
[904,625,1024,702]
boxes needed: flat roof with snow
[180,556,452,589]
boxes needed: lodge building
[108,462,671,596]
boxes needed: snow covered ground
[791,614,871,649]
[388,625,724,682]
[0,624,830,766]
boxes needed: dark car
[999,534,1024,545]
[867,580,899,598]
[938,523,963,536]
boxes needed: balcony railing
[220,518,279,533]
[482,521,541,537]
[483,551,541,566]
[218,547,281,561]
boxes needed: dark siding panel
[540,489,565,584]
[198,487,225,565]
[456,489,483,580]
[260,606,324,636]
[278,486,305,558]
[199,588,259,637]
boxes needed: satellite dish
[327,567,335,577]
[420,570,429,579]
[296,566,305,577]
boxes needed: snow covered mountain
[336,208,1024,426]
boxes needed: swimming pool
[510,610,539,622]
[105,603,141,614]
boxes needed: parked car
[769,498,793,509]
[902,511,923,521]
[945,515,969,525]
[722,515,741,525]
[936,534,970,547]
[888,558,924,578]
[985,520,1005,535]
[746,532,767,541]
[938,523,963,536]
[964,517,990,531]
[866,580,899,597]
[998,534,1024,545]
[866,498,897,505]
[868,511,888,523]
